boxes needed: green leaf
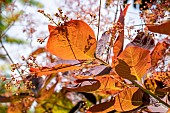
[35,89,74,113]
[4,36,26,44]
[19,0,44,8]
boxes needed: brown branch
[96,0,102,41]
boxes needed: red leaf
[64,79,100,92]
[147,20,170,35]
[113,4,130,57]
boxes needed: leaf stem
[131,80,170,108]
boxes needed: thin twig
[96,0,102,41]
[0,22,14,39]
[0,40,22,78]
[113,0,119,23]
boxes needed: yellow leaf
[94,75,123,95]
[47,20,97,60]
[113,87,143,112]
[87,87,143,112]
[115,46,151,81]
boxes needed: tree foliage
[0,0,170,113]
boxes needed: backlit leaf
[30,47,45,56]
[113,87,143,112]
[30,63,81,76]
[94,75,123,95]
[87,87,143,112]
[147,20,170,35]
[113,4,130,57]
[115,46,151,81]
[64,79,100,92]
[47,20,97,60]
[151,41,169,67]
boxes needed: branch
[131,80,170,108]
[96,0,102,41]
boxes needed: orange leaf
[113,87,143,112]
[113,4,130,57]
[30,47,45,56]
[167,108,170,113]
[115,46,151,81]
[30,64,81,76]
[64,79,100,92]
[47,20,97,60]
[94,75,123,95]
[147,20,170,35]
[87,87,143,112]
[151,41,169,67]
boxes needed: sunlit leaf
[87,87,143,112]
[47,20,97,60]
[94,75,123,95]
[115,46,151,81]
[151,41,169,67]
[144,78,158,93]
[144,78,166,98]
[167,108,170,113]
[113,87,143,112]
[152,71,170,83]
[113,4,130,57]
[30,47,45,56]
[147,20,170,35]
[64,79,100,92]
[30,63,81,76]
[7,102,22,113]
